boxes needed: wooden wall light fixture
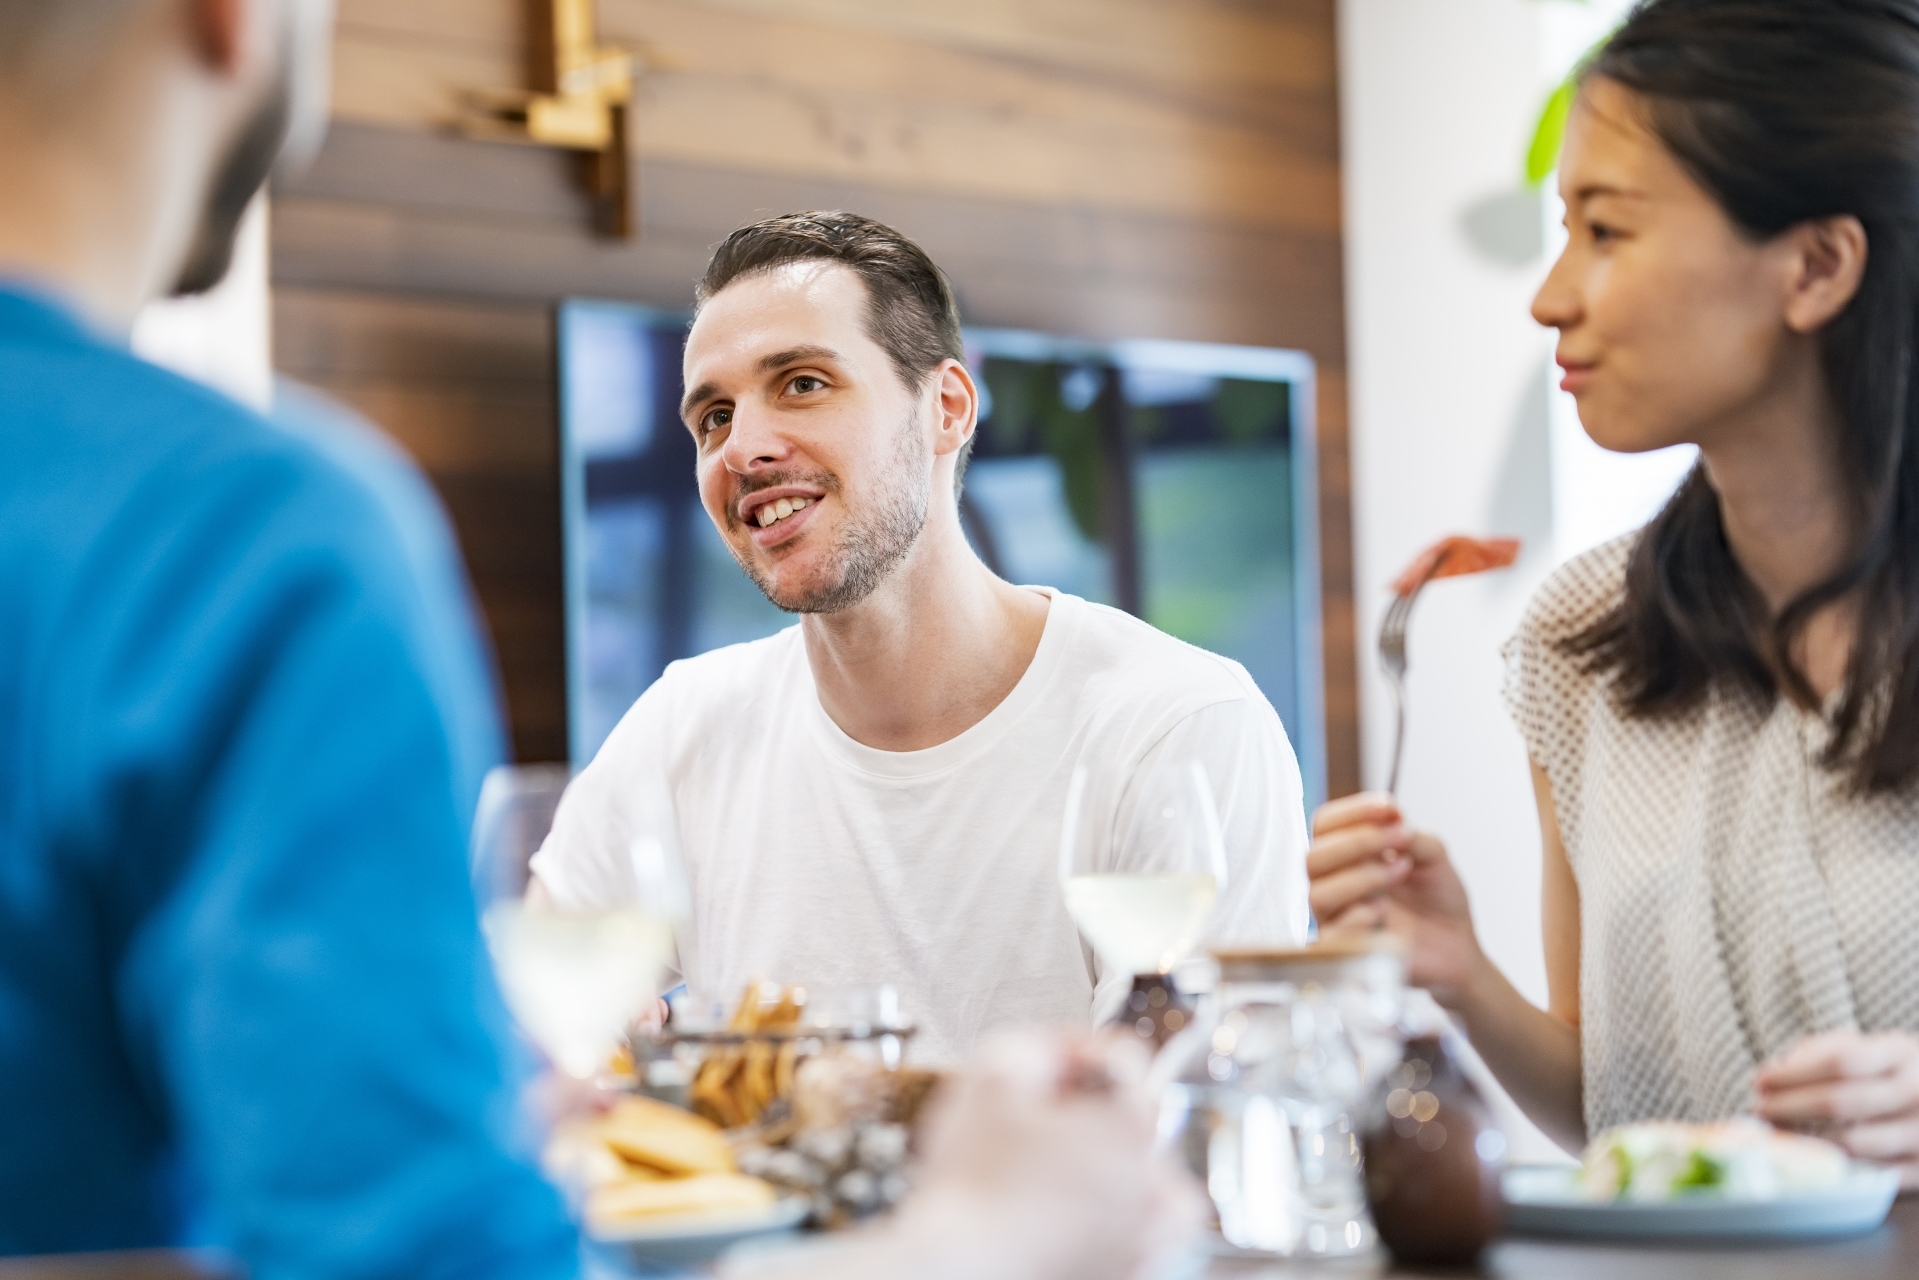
[463,0,636,237]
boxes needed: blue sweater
[0,286,577,1277]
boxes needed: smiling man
[532,212,1308,1061]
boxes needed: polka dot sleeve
[1500,534,1635,827]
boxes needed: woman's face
[1532,78,1811,454]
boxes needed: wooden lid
[1209,936,1405,981]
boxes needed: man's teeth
[755,496,813,528]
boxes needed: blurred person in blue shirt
[0,1,576,1274]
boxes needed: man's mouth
[737,484,827,533]
[752,496,814,529]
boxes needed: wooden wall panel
[273,289,569,764]
[330,0,1338,231]
[275,0,1358,794]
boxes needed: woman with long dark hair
[1311,0,1919,1184]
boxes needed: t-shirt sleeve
[530,682,679,921]
[54,448,577,1279]
[1096,696,1311,1019]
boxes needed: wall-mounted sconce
[462,0,635,238]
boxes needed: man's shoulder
[582,627,803,775]
[1,331,390,551]
[648,627,808,711]
[1059,594,1263,705]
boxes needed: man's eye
[1590,221,1618,244]
[788,375,823,394]
[702,407,732,435]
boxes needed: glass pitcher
[1158,940,1405,1258]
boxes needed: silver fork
[1378,584,1424,797]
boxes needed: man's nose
[721,403,792,474]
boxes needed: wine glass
[471,764,687,1081]
[1059,757,1229,984]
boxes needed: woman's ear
[1783,214,1869,334]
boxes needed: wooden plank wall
[272,0,1358,790]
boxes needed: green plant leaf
[1526,76,1577,187]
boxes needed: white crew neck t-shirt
[531,589,1309,1064]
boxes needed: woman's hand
[1754,1030,1919,1189]
[1308,793,1484,1006]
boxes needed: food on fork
[1390,535,1522,596]
[1577,1118,1852,1202]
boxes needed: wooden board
[330,0,1340,232]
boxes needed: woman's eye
[1590,221,1618,244]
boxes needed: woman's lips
[1558,361,1595,394]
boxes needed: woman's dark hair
[1566,0,1919,792]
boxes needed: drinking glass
[1058,757,1229,982]
[1156,945,1403,1258]
[470,764,687,1080]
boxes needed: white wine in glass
[481,901,675,1079]
[470,765,687,1080]
[1059,760,1228,979]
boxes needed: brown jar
[1112,973,1195,1050]
[1360,1033,1506,1265]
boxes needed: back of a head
[698,211,964,393]
[0,2,143,104]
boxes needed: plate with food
[548,1094,808,1266]
[1503,1118,1900,1241]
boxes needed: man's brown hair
[696,211,964,393]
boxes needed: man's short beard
[170,70,292,296]
[735,412,932,615]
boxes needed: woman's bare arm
[1308,773,1585,1151]
[1447,765,1584,1150]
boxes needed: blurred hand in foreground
[1754,1029,1919,1190]
[723,1030,1204,1280]
[1308,793,1483,1005]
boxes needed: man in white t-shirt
[531,211,1309,1063]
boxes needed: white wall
[1338,0,1669,1157]
[129,195,273,412]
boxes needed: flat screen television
[557,300,1327,807]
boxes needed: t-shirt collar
[803,586,1077,780]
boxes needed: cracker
[587,1172,777,1226]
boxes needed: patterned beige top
[1503,534,1919,1135]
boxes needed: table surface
[1205,1199,1919,1280]
[6,1201,1913,1278]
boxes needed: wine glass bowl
[1058,759,1229,980]
[470,765,688,1081]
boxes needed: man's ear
[187,0,248,74]
[929,359,978,459]
[1783,214,1869,335]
